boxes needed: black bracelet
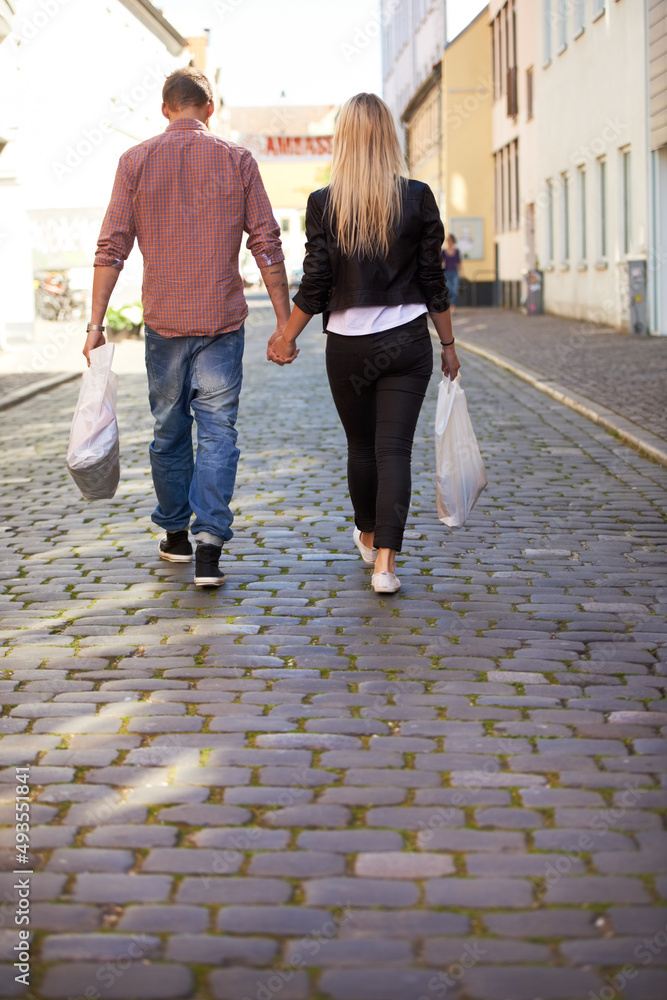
[440,338,455,347]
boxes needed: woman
[268,93,460,594]
[442,233,462,313]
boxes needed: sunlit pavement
[0,303,666,1000]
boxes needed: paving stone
[544,876,651,903]
[248,852,345,877]
[623,970,667,1000]
[141,848,244,875]
[367,806,465,829]
[193,828,289,850]
[39,963,193,999]
[318,969,439,1000]
[181,877,292,904]
[27,904,101,931]
[39,933,161,961]
[304,877,419,907]
[209,968,310,1000]
[217,906,334,936]
[264,805,350,828]
[297,831,404,853]
[285,937,414,966]
[423,937,551,964]
[462,966,604,1000]
[165,934,277,964]
[418,828,526,853]
[337,909,471,937]
[73,874,172,903]
[156,805,251,825]
[483,909,603,937]
[116,905,210,933]
[355,852,455,878]
[425,878,534,908]
[46,848,134,873]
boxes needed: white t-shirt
[327,302,428,336]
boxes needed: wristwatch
[86,324,105,333]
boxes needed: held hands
[441,342,460,381]
[267,329,299,366]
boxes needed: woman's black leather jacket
[292,179,450,328]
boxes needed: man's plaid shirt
[94,118,283,337]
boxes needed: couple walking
[85,68,459,594]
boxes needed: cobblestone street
[0,304,666,1000]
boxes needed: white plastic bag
[66,342,120,501]
[435,375,487,527]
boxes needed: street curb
[0,372,80,412]
[455,338,667,468]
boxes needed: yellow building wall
[406,85,441,199]
[257,162,331,211]
[441,10,495,283]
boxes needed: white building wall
[490,0,539,292]
[382,0,447,138]
[0,0,187,333]
[535,0,648,330]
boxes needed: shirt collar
[166,118,208,132]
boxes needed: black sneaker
[158,530,193,563]
[194,543,225,587]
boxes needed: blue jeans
[144,324,244,543]
[445,271,459,305]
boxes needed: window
[593,0,606,19]
[543,0,552,64]
[561,173,570,263]
[547,180,555,264]
[620,152,633,253]
[491,22,497,101]
[500,150,506,230]
[557,0,567,52]
[526,67,534,120]
[498,9,505,97]
[574,0,585,36]
[514,140,520,229]
[578,167,587,262]
[598,158,607,258]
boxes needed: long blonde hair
[327,93,408,259]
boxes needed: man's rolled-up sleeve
[94,155,136,270]
[417,183,450,312]
[292,192,332,315]
[242,152,284,268]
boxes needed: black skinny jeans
[325,315,433,551]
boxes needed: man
[84,67,291,586]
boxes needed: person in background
[83,67,291,588]
[442,233,462,314]
[267,93,460,595]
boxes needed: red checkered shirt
[94,118,284,337]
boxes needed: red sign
[265,136,333,157]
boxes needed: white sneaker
[371,571,401,594]
[353,527,378,565]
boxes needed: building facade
[381,0,447,143]
[441,8,495,299]
[489,0,538,309]
[400,8,495,300]
[648,0,667,335]
[228,106,336,277]
[0,0,187,337]
[535,0,649,331]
